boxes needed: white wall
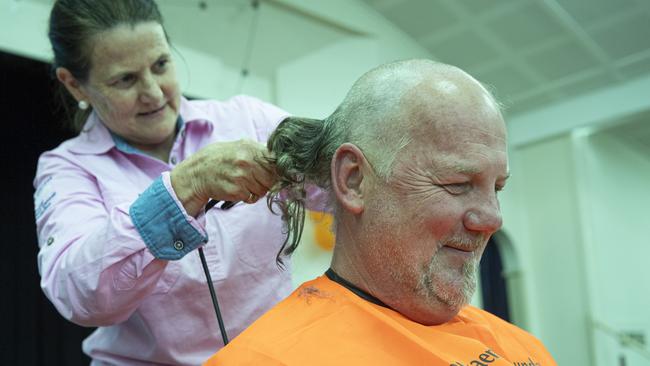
[574,129,650,366]
[276,37,380,118]
[172,46,273,101]
[498,120,650,365]
[501,44,650,363]
[275,1,433,117]
[503,134,594,365]
[507,73,650,148]
[0,0,52,61]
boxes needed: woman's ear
[331,143,371,215]
[55,67,88,103]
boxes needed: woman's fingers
[204,140,278,203]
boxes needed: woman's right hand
[170,140,277,217]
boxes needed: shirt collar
[66,112,114,155]
[66,96,212,155]
[110,116,184,155]
[178,96,217,127]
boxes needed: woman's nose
[139,74,163,104]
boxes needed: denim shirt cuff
[130,173,208,260]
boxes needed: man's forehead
[400,81,503,131]
[428,154,510,176]
[395,125,509,177]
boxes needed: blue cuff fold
[130,177,207,260]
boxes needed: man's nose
[463,193,503,235]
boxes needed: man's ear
[331,143,371,215]
[55,67,88,103]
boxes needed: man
[205,60,556,365]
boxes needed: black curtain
[480,237,511,322]
[0,51,93,366]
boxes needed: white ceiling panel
[455,0,518,16]
[475,62,534,97]
[361,0,650,116]
[505,92,559,115]
[619,53,650,79]
[553,70,614,98]
[587,12,650,60]
[380,0,460,37]
[424,29,500,70]
[484,1,565,51]
[557,0,641,27]
[525,38,598,81]
[160,0,352,77]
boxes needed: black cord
[206,199,236,211]
[198,246,229,345]
[199,199,236,346]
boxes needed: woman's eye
[443,183,470,195]
[113,74,135,87]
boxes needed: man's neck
[330,247,383,304]
[325,268,389,308]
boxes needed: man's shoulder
[206,276,360,364]
[236,276,345,337]
[207,285,556,365]
[459,306,546,343]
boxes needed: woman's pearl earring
[78,100,89,110]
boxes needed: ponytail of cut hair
[266,116,342,267]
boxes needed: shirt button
[173,240,184,251]
[46,237,54,246]
[170,156,177,165]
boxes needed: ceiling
[360,0,650,116]
[26,0,356,79]
[157,0,355,78]
[27,0,650,119]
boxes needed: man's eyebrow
[435,161,480,175]
[454,164,481,175]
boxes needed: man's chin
[435,286,473,310]
[431,270,477,310]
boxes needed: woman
[34,0,297,364]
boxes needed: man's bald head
[335,59,502,179]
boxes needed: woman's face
[78,21,181,152]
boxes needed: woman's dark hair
[48,0,166,131]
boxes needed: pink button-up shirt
[34,96,293,365]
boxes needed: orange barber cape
[205,275,556,366]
